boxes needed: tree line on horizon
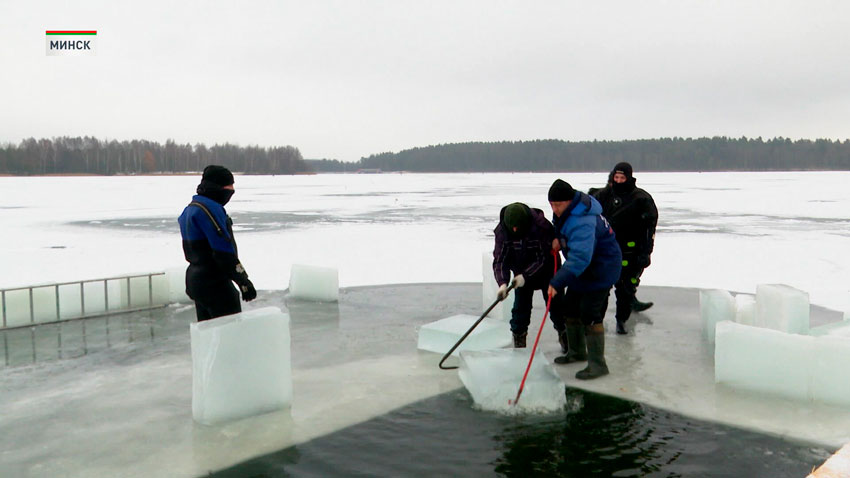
[310,136,850,173]
[0,137,307,175]
[5,136,850,175]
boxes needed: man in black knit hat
[547,179,621,380]
[492,202,567,351]
[590,162,658,334]
[178,165,257,321]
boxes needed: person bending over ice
[493,202,567,351]
[547,179,621,380]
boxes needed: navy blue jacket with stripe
[177,195,250,294]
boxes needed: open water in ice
[212,391,829,478]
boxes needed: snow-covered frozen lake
[1,171,847,313]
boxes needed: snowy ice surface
[1,171,849,313]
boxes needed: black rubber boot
[631,297,654,312]
[513,332,527,348]
[554,320,587,364]
[557,329,569,354]
[616,320,627,335]
[575,324,609,380]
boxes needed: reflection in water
[285,296,341,369]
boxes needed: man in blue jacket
[547,179,621,380]
[178,165,256,321]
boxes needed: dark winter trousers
[614,263,645,323]
[510,283,565,335]
[191,282,241,322]
[562,287,611,326]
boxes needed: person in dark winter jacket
[547,179,621,380]
[178,165,257,321]
[493,202,567,351]
[590,162,658,334]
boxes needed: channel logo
[46,30,97,56]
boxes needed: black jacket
[590,178,658,263]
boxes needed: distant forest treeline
[4,136,850,175]
[0,137,307,175]
[314,137,850,172]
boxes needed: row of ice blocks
[190,306,292,424]
[288,264,339,302]
[699,284,810,343]
[715,321,850,407]
[459,349,566,413]
[1,273,174,327]
[0,261,342,328]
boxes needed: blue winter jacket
[550,191,622,292]
[178,195,250,296]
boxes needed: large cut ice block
[458,348,565,413]
[165,266,192,304]
[755,284,809,334]
[811,335,850,406]
[699,289,735,343]
[417,314,511,356]
[481,251,511,322]
[288,264,339,302]
[734,294,756,326]
[715,321,814,402]
[190,306,292,425]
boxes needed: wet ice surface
[0,284,846,477]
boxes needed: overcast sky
[1,1,849,162]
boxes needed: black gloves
[240,280,257,302]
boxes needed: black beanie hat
[611,162,633,180]
[201,165,234,187]
[503,202,532,234]
[548,179,576,202]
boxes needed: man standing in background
[590,162,658,335]
[178,165,257,321]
